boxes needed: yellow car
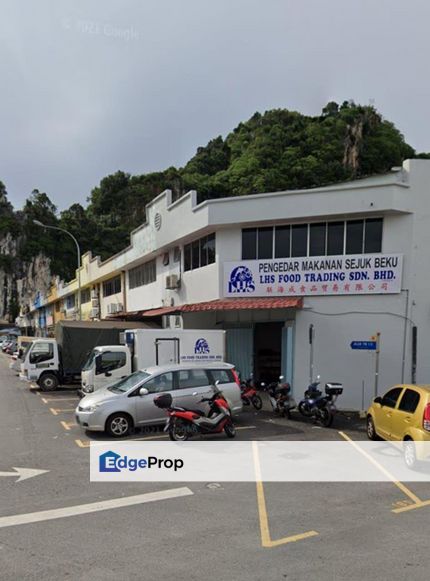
[367,384,430,467]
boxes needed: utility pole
[374,332,381,398]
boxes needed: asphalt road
[1,353,430,581]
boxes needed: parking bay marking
[0,487,194,529]
[252,441,319,548]
[60,420,76,431]
[338,431,427,510]
[50,408,75,416]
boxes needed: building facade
[26,160,430,409]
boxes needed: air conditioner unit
[165,274,180,290]
[107,304,116,315]
[90,308,99,319]
[162,314,183,329]
[117,303,124,313]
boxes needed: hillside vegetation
[1,101,428,295]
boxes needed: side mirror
[374,396,382,405]
[139,387,149,396]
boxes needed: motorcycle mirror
[139,387,149,396]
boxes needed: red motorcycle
[154,382,236,441]
[240,374,263,410]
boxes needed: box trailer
[80,328,226,395]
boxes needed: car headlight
[81,404,101,413]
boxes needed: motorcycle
[297,376,343,427]
[266,376,296,418]
[240,374,263,410]
[154,381,236,441]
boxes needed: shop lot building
[24,159,430,409]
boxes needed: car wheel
[106,413,132,438]
[366,416,379,440]
[404,439,419,470]
[39,373,59,392]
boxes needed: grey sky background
[1,0,429,211]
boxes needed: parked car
[367,384,430,467]
[75,362,243,437]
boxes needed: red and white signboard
[223,254,403,297]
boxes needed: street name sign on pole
[350,341,377,350]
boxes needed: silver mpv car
[75,362,243,437]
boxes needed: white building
[30,159,430,409]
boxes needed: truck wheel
[39,373,59,392]
[106,413,132,438]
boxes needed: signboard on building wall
[223,254,403,297]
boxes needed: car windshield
[82,349,99,372]
[107,371,150,393]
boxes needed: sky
[1,0,429,211]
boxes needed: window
[176,369,209,389]
[346,220,364,254]
[80,288,91,304]
[184,233,216,272]
[163,252,170,266]
[291,224,308,257]
[66,294,75,309]
[96,351,126,375]
[327,221,344,255]
[208,368,234,385]
[29,342,54,364]
[241,218,382,259]
[381,387,403,409]
[128,261,156,290]
[143,372,174,394]
[55,301,61,312]
[364,218,383,253]
[275,226,290,258]
[309,223,326,256]
[103,275,122,297]
[398,389,420,414]
[242,228,257,260]
[257,227,272,259]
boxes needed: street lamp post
[33,220,82,321]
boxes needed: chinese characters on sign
[224,254,403,297]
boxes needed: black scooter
[297,376,343,427]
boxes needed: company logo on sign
[228,265,255,294]
[194,338,210,354]
[99,450,183,473]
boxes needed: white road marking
[0,467,49,482]
[0,487,193,529]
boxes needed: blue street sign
[350,341,377,350]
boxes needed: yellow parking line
[75,439,90,448]
[252,441,319,548]
[392,499,430,514]
[60,420,76,431]
[338,431,422,505]
[41,397,78,404]
[50,408,75,416]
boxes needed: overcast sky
[1,0,429,211]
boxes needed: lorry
[21,320,153,391]
[80,328,226,395]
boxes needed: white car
[75,362,243,437]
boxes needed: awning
[139,297,302,317]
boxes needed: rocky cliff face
[0,233,52,324]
